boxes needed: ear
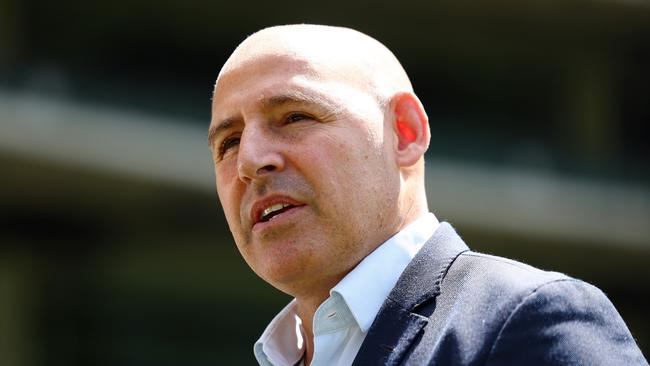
[390,92,430,167]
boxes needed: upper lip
[249,195,305,226]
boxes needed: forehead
[215,55,316,102]
[212,53,371,118]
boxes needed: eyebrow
[208,117,238,148]
[208,90,340,147]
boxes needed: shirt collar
[254,300,304,366]
[331,213,439,332]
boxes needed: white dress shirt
[254,213,440,366]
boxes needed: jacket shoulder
[484,277,648,365]
[406,250,648,365]
[450,250,571,295]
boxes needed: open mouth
[259,203,296,223]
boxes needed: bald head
[216,24,413,105]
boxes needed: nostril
[257,165,276,175]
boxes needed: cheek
[215,164,243,228]
[325,136,396,216]
[301,141,356,198]
[304,135,379,215]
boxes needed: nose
[236,126,285,183]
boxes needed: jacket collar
[352,222,469,366]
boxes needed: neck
[398,183,429,233]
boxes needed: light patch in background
[1,88,648,249]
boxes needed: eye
[219,136,240,157]
[285,112,312,123]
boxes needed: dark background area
[1,0,649,364]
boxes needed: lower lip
[252,205,306,233]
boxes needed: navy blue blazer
[353,223,647,365]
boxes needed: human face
[209,54,402,296]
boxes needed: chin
[254,251,317,292]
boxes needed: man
[208,24,647,365]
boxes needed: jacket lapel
[352,222,469,366]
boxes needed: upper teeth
[262,203,291,219]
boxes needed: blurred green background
[1,0,649,364]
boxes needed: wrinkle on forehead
[215,24,413,103]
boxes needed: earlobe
[392,92,430,167]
